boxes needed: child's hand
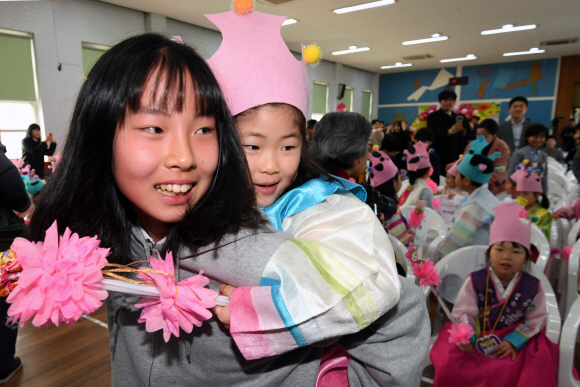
[552,213,560,220]
[212,284,235,329]
[447,192,457,199]
[457,343,473,352]
[492,340,516,360]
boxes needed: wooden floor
[5,307,111,387]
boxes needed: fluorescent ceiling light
[331,46,371,55]
[481,24,537,35]
[333,0,395,14]
[440,54,477,63]
[381,62,412,69]
[282,18,298,26]
[402,36,449,45]
[503,47,545,56]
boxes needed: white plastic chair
[388,234,415,283]
[555,193,580,212]
[525,219,552,276]
[564,239,580,319]
[401,206,448,263]
[422,245,561,368]
[568,221,580,247]
[559,298,580,387]
[549,173,569,195]
[549,182,567,211]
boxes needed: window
[312,82,329,120]
[341,86,353,112]
[0,30,38,159]
[82,42,109,78]
[361,90,372,121]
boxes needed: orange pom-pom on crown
[233,0,254,15]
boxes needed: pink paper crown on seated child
[367,150,398,187]
[404,142,431,172]
[447,155,463,178]
[205,9,311,117]
[511,160,544,193]
[489,203,532,251]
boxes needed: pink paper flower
[432,199,441,210]
[426,178,437,193]
[408,210,425,228]
[412,259,441,287]
[448,322,474,345]
[135,252,217,342]
[7,221,109,327]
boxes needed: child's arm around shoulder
[224,193,401,360]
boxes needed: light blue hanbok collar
[262,176,366,231]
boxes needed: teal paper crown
[457,136,502,184]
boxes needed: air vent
[257,0,294,5]
[402,54,434,61]
[540,38,578,46]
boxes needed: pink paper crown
[510,160,544,193]
[489,203,532,250]
[447,155,463,178]
[368,150,398,187]
[206,10,309,118]
[404,142,431,172]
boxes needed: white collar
[489,267,520,300]
[511,118,525,126]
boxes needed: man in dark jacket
[21,123,56,179]
[0,149,31,384]
[497,96,535,153]
[427,90,471,168]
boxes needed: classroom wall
[0,0,379,152]
[377,58,559,129]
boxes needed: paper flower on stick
[7,221,109,327]
[405,245,441,287]
[135,252,217,342]
[408,201,426,228]
[448,322,474,345]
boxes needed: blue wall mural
[378,58,558,128]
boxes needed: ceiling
[100,0,580,74]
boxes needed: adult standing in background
[386,121,413,150]
[21,123,56,179]
[497,96,534,153]
[560,118,578,152]
[428,90,470,167]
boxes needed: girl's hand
[492,340,516,360]
[457,343,473,352]
[448,192,457,199]
[552,213,560,220]
[212,284,235,329]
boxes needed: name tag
[476,334,501,357]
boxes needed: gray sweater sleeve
[339,278,431,387]
[419,188,433,209]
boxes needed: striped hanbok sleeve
[439,202,486,257]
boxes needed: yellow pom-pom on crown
[233,0,254,15]
[373,144,380,150]
[304,44,322,66]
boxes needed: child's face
[489,242,527,280]
[455,173,469,191]
[445,173,456,188]
[517,191,538,208]
[237,105,302,207]
[546,138,556,148]
[527,134,546,150]
[113,73,219,238]
[393,173,402,193]
[476,127,495,144]
[505,179,517,199]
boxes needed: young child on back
[439,136,502,257]
[511,161,552,240]
[207,6,430,386]
[399,142,434,208]
[431,203,558,387]
[26,33,338,386]
[507,124,549,194]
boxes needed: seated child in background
[437,156,467,198]
[544,135,565,164]
[208,7,430,386]
[431,203,558,387]
[414,128,441,185]
[439,136,501,257]
[367,149,413,247]
[399,142,434,208]
[511,161,552,240]
[507,124,549,194]
[501,176,518,201]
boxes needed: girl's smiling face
[489,241,527,283]
[113,72,219,241]
[237,104,302,207]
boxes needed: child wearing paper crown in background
[431,203,558,387]
[20,32,383,387]
[511,160,552,240]
[207,3,430,386]
[439,136,502,257]
[399,142,434,208]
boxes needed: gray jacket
[497,118,534,153]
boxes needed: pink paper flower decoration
[426,178,437,193]
[447,322,474,345]
[432,199,441,210]
[7,221,109,327]
[408,210,425,228]
[135,252,217,342]
[561,246,572,262]
[411,259,441,287]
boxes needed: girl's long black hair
[374,171,400,202]
[29,33,264,264]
